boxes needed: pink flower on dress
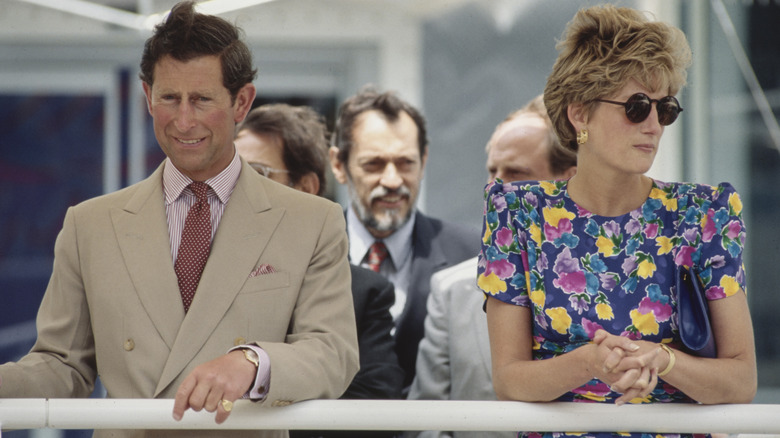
[702,210,717,242]
[572,381,612,397]
[582,318,604,338]
[553,271,587,294]
[705,285,726,300]
[638,297,672,322]
[726,220,742,240]
[485,258,515,280]
[644,222,659,239]
[495,227,514,248]
[544,217,573,240]
[675,246,696,267]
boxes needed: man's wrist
[241,347,260,368]
[229,344,271,400]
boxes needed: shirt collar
[163,148,242,205]
[347,206,417,268]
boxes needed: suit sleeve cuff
[229,345,271,401]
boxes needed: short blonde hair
[544,5,692,152]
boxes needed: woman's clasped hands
[589,329,668,405]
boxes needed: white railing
[2,399,780,435]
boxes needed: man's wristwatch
[241,348,260,368]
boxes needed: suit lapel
[400,214,447,322]
[155,163,284,395]
[112,165,184,349]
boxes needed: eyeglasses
[248,162,289,177]
[593,93,683,126]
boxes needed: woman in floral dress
[477,5,757,438]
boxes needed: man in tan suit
[0,2,359,437]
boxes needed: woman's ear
[567,102,588,132]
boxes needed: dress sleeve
[680,182,747,301]
[477,179,532,307]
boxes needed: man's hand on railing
[172,349,257,424]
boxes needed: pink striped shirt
[163,153,241,263]
[162,152,270,400]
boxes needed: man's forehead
[351,111,421,160]
[151,55,225,89]
[492,114,546,142]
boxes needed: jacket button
[124,339,135,351]
[234,337,246,346]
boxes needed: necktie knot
[367,241,388,273]
[189,181,210,202]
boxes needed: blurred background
[1,0,778,436]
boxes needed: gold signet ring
[221,399,233,412]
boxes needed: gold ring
[221,399,233,412]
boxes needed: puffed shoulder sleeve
[477,179,532,307]
[681,182,747,300]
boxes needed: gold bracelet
[658,344,676,377]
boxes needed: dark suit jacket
[344,264,404,400]
[386,212,481,389]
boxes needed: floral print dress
[477,178,746,438]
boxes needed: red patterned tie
[175,182,212,313]
[367,241,388,273]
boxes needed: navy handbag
[676,265,717,358]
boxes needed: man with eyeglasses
[235,102,405,438]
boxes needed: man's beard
[348,181,414,234]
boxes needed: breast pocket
[240,271,290,294]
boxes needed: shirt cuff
[229,344,271,401]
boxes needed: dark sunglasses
[594,93,683,126]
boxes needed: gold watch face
[243,348,260,367]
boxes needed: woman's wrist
[658,344,676,377]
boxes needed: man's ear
[142,82,153,115]
[233,83,257,123]
[329,146,348,184]
[294,172,320,196]
[567,102,588,132]
[418,147,428,181]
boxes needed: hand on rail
[173,349,256,424]
[591,330,660,405]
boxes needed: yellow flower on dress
[477,272,507,296]
[630,309,659,335]
[596,235,615,257]
[595,303,614,320]
[628,394,653,404]
[580,392,607,402]
[649,187,677,211]
[637,259,656,279]
[656,236,674,255]
[729,192,743,215]
[545,307,572,334]
[483,217,491,244]
[721,275,741,297]
[543,206,575,228]
[540,180,558,195]
[530,289,546,308]
[529,223,542,246]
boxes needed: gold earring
[576,129,588,145]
